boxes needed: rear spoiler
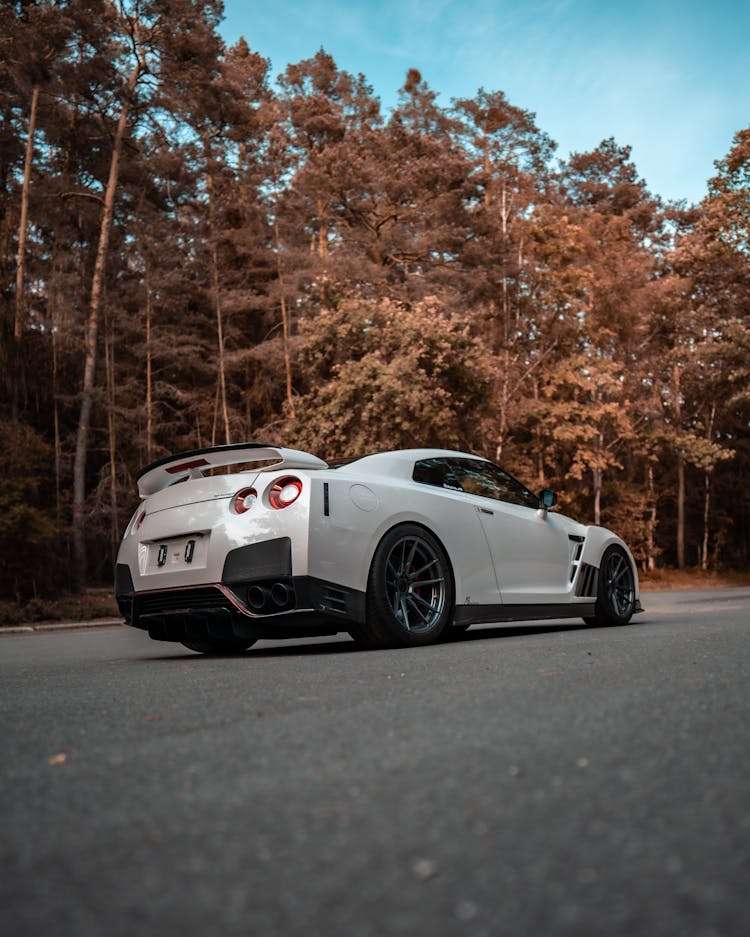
[136,443,327,497]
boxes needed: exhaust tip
[247,585,269,611]
[270,582,291,608]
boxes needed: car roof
[336,448,488,479]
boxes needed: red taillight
[233,487,258,514]
[128,509,146,536]
[269,476,303,509]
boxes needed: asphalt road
[2,588,749,937]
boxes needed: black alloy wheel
[359,524,454,648]
[583,545,636,627]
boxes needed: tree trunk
[72,60,141,589]
[701,472,711,571]
[145,260,154,462]
[533,379,545,488]
[274,217,295,418]
[676,452,686,568]
[482,129,491,207]
[495,344,510,462]
[645,463,657,572]
[317,198,328,257]
[210,375,220,447]
[14,83,40,340]
[593,464,602,527]
[700,403,717,571]
[104,317,119,564]
[592,429,603,526]
[244,362,252,438]
[48,245,64,523]
[53,328,62,523]
[211,242,231,444]
[206,170,231,445]
[673,363,685,569]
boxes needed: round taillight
[269,476,303,509]
[233,487,258,514]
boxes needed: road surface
[2,588,749,936]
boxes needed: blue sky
[220,0,749,205]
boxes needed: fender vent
[575,563,599,598]
[322,587,348,615]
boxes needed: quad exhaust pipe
[246,581,294,614]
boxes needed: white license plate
[148,535,207,571]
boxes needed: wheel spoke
[405,538,419,570]
[409,576,444,588]
[406,595,431,624]
[409,592,441,616]
[610,586,620,614]
[400,596,412,630]
[409,558,438,580]
[399,539,408,572]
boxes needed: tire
[583,545,636,627]
[181,638,256,655]
[360,524,454,648]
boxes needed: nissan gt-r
[115,444,643,652]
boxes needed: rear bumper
[115,561,366,644]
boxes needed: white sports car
[115,444,643,653]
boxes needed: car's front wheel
[583,545,636,627]
[181,638,257,655]
[360,524,454,648]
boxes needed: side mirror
[539,488,558,510]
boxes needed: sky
[220,0,749,206]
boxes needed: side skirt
[454,603,597,627]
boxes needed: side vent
[575,563,599,598]
[322,587,348,615]
[568,535,585,583]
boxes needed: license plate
[149,535,207,571]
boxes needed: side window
[412,458,462,491]
[449,459,540,510]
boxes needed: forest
[1,0,749,604]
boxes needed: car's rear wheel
[181,638,256,655]
[583,545,636,627]
[360,524,453,648]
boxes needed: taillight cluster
[233,476,303,514]
[233,487,257,514]
[269,477,303,509]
